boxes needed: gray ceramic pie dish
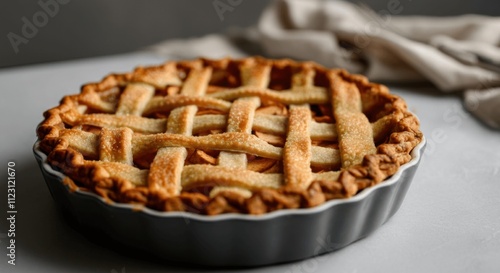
[33,137,426,267]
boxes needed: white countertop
[1,52,499,273]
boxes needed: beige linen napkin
[258,0,500,128]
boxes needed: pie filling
[37,57,423,215]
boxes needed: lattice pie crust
[37,57,423,215]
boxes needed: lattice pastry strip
[208,86,329,105]
[331,73,376,168]
[283,104,313,188]
[57,124,341,167]
[116,83,155,116]
[60,111,388,142]
[62,111,167,134]
[99,127,133,165]
[131,61,182,89]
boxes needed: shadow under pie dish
[34,56,424,266]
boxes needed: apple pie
[37,57,423,215]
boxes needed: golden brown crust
[37,56,423,215]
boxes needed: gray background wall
[1,0,499,68]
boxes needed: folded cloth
[258,0,500,128]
